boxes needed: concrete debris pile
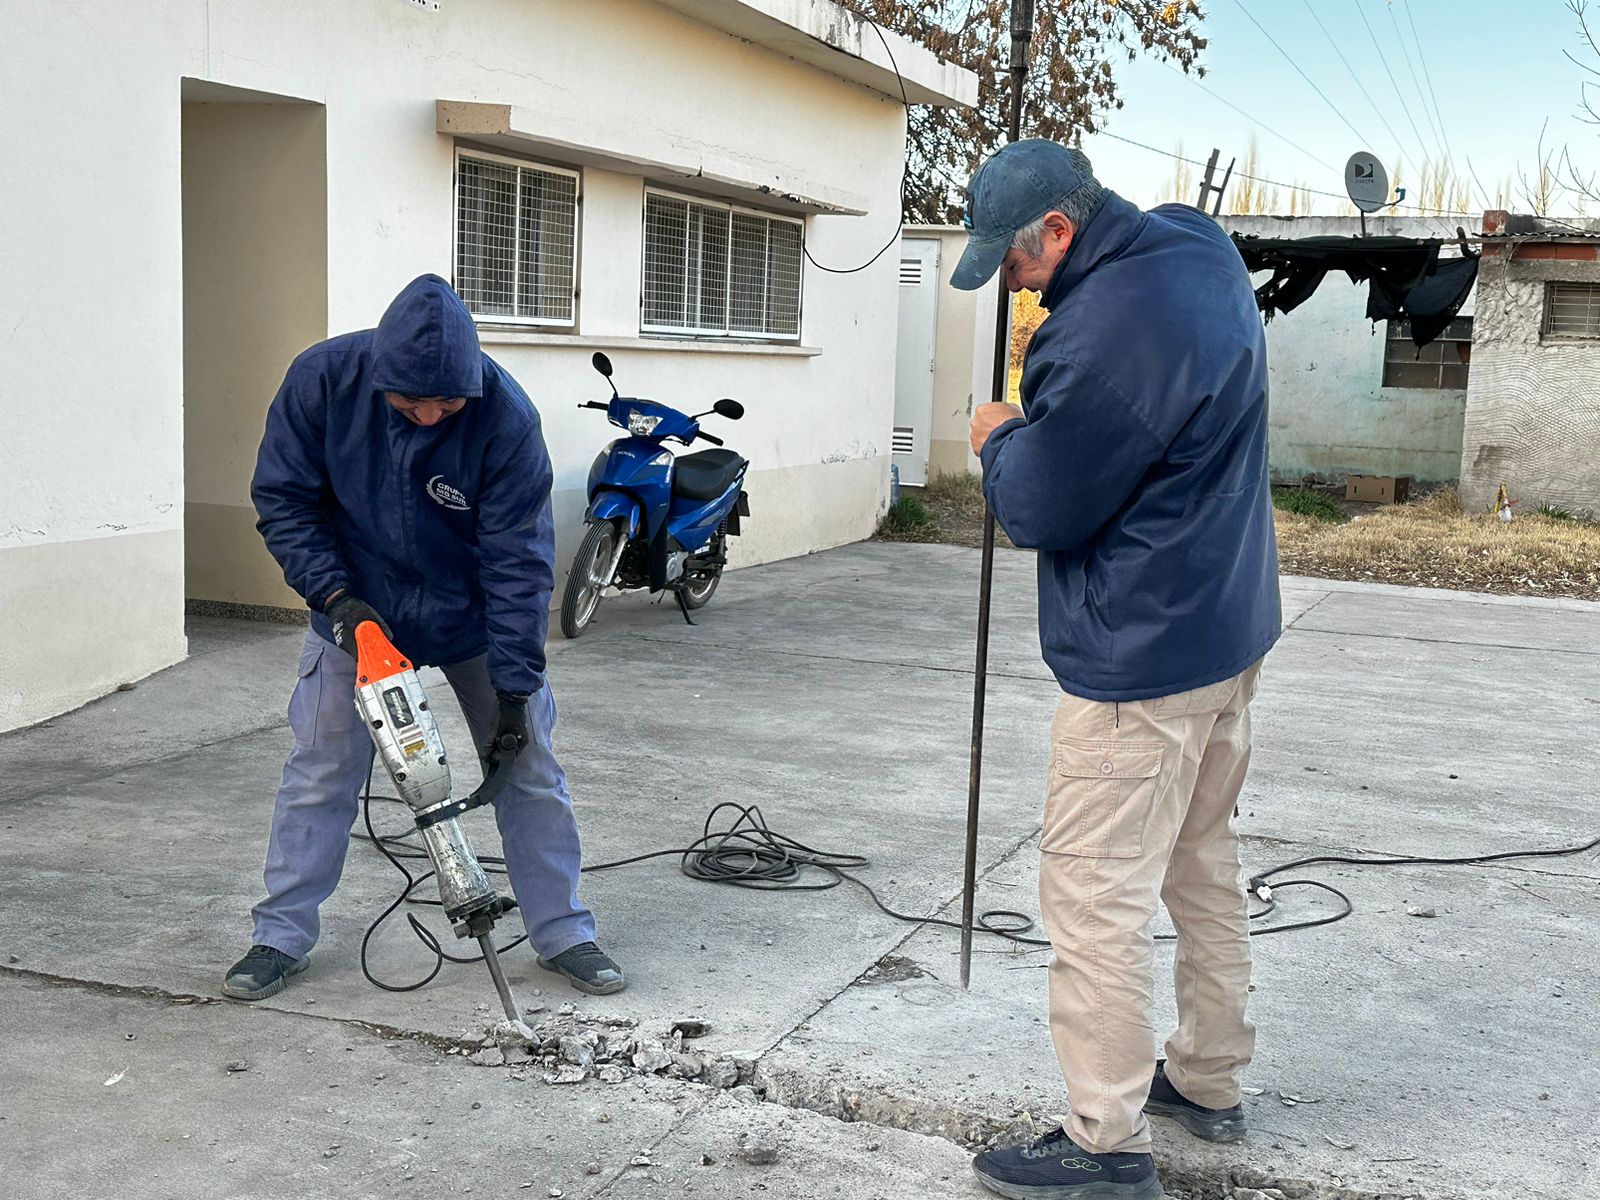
[451,1010,757,1093]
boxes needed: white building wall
[1223,214,1476,484]
[0,0,955,732]
[0,0,204,734]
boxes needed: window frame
[452,145,582,329]
[1540,280,1600,342]
[1380,316,1473,391]
[639,186,805,343]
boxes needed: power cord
[353,779,1600,982]
[1242,833,1600,934]
[801,18,910,276]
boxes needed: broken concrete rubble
[466,1009,751,1094]
[737,1128,780,1165]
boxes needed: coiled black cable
[355,774,1600,985]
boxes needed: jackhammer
[352,619,525,1023]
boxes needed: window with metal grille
[1381,317,1472,390]
[1541,281,1600,340]
[454,149,578,326]
[641,190,803,339]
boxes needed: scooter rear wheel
[679,533,725,610]
[561,521,619,638]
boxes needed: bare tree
[1157,142,1195,206]
[839,1,1207,222]
[1524,1,1600,211]
[1223,138,1279,214]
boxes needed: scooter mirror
[592,352,614,378]
[713,398,744,420]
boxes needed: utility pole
[961,0,1034,991]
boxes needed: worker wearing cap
[956,141,1281,1199]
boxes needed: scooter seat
[672,448,746,502]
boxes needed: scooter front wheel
[560,521,620,638]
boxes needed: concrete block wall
[1460,211,1600,516]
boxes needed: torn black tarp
[1366,254,1479,348]
[1230,233,1479,349]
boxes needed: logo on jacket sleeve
[426,475,471,511]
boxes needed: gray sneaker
[537,942,625,995]
[223,944,309,1001]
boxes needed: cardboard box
[1345,474,1410,504]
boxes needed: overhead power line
[1162,60,1337,173]
[1231,0,1379,153]
[1092,128,1481,219]
[1298,0,1418,179]
[1385,0,1450,166]
[1354,0,1437,175]
[1402,0,1457,166]
[1398,0,1493,212]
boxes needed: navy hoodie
[252,275,554,695]
[980,194,1281,702]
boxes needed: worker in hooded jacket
[224,274,623,1002]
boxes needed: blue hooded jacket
[252,274,555,695]
[981,193,1281,702]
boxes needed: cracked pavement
[2,543,1597,1199]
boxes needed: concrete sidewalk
[2,542,1597,1200]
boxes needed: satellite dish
[1345,151,1390,214]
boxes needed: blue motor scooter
[559,352,749,637]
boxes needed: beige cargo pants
[1040,661,1263,1154]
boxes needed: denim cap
[950,139,1090,291]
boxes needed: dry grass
[880,478,1599,601]
[874,472,1015,549]
[1275,488,1600,600]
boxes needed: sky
[1074,0,1597,219]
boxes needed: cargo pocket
[1042,740,1164,858]
[288,641,326,749]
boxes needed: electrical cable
[1093,129,1481,217]
[1160,59,1338,174]
[1401,0,1457,169]
[1231,0,1378,155]
[1385,0,1450,169]
[1354,0,1437,178]
[353,780,1600,976]
[1298,0,1418,181]
[800,17,912,276]
[355,765,530,993]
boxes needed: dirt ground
[878,478,1600,601]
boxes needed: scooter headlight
[627,409,662,436]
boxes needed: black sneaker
[222,944,309,1001]
[1143,1061,1246,1143]
[972,1126,1162,1200]
[536,942,625,996]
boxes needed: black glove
[325,592,391,656]
[482,691,530,765]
